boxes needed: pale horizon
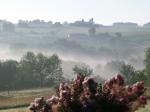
[0,0,150,25]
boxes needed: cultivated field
[0,88,55,111]
[0,107,29,112]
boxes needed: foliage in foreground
[29,74,147,112]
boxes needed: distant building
[0,20,15,32]
[0,22,3,32]
[113,22,138,28]
[28,19,52,28]
[2,22,15,32]
[18,20,29,28]
[143,23,150,28]
[0,20,7,32]
[53,22,62,27]
[70,18,102,27]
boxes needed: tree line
[72,47,150,86]
[0,47,150,92]
[0,52,63,92]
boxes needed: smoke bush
[29,74,147,112]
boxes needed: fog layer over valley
[0,19,149,79]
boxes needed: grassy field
[0,107,29,112]
[0,87,150,112]
[136,101,150,112]
[0,88,55,111]
[135,88,150,112]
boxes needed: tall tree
[0,60,18,94]
[19,52,37,88]
[144,47,150,75]
[35,53,47,87]
[45,54,63,84]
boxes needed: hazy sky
[0,0,150,25]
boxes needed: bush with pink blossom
[29,74,147,112]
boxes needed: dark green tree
[19,52,37,88]
[132,70,147,84]
[0,52,64,90]
[144,47,150,75]
[119,64,136,84]
[143,47,150,85]
[0,60,18,94]
[45,54,63,84]
[73,65,93,76]
[35,53,47,87]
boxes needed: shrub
[29,74,147,112]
